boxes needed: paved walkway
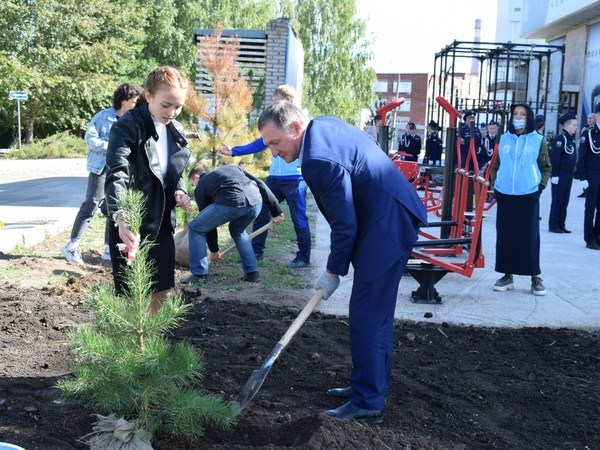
[310,179,599,329]
[1,158,598,329]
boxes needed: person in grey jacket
[60,83,141,265]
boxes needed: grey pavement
[311,178,599,330]
[0,158,88,253]
[1,158,598,329]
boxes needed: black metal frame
[428,40,566,131]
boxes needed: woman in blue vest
[490,102,551,296]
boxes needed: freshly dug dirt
[1,248,599,449]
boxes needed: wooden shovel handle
[277,289,323,349]
[218,221,276,259]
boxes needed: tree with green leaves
[285,0,376,121]
[0,0,145,144]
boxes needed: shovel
[234,289,324,414]
[218,221,276,259]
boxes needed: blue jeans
[252,177,311,263]
[188,203,261,275]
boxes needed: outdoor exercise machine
[402,96,498,303]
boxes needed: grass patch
[6,132,86,159]
[209,200,316,292]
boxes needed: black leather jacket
[105,103,191,239]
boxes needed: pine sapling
[57,189,236,446]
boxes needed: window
[394,81,412,94]
[399,99,411,111]
[374,81,388,93]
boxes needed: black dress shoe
[322,401,383,424]
[586,242,600,250]
[326,387,353,399]
[548,228,564,233]
[560,227,572,233]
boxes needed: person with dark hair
[424,120,443,165]
[479,120,499,175]
[459,111,481,169]
[490,102,551,295]
[535,114,546,135]
[577,104,600,250]
[61,83,141,265]
[258,101,427,424]
[548,112,578,234]
[218,84,311,269]
[179,164,284,285]
[397,122,421,161]
[366,114,383,145]
[105,66,192,313]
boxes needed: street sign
[9,90,28,100]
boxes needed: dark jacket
[194,165,283,252]
[105,103,191,238]
[577,124,600,182]
[194,165,282,215]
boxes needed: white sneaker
[60,245,83,265]
[101,245,111,261]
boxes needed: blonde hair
[273,84,297,103]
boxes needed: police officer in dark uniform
[577,104,600,249]
[577,113,597,197]
[548,112,578,234]
[479,120,499,174]
[424,120,443,165]
[397,122,421,162]
[459,111,481,170]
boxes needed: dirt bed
[0,248,599,450]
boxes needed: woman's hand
[117,218,140,262]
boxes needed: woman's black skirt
[495,190,541,276]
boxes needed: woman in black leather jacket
[105,66,192,312]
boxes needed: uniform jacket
[459,123,482,169]
[300,116,428,281]
[398,133,421,161]
[425,132,443,162]
[577,124,600,181]
[84,107,118,174]
[491,130,551,195]
[551,132,577,177]
[105,103,191,239]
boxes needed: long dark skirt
[495,190,541,276]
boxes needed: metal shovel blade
[234,290,323,414]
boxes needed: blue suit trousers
[348,255,409,410]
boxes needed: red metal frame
[407,97,499,278]
[376,98,405,126]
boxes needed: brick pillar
[266,18,291,101]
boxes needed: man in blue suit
[259,101,428,424]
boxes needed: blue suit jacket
[300,117,428,281]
